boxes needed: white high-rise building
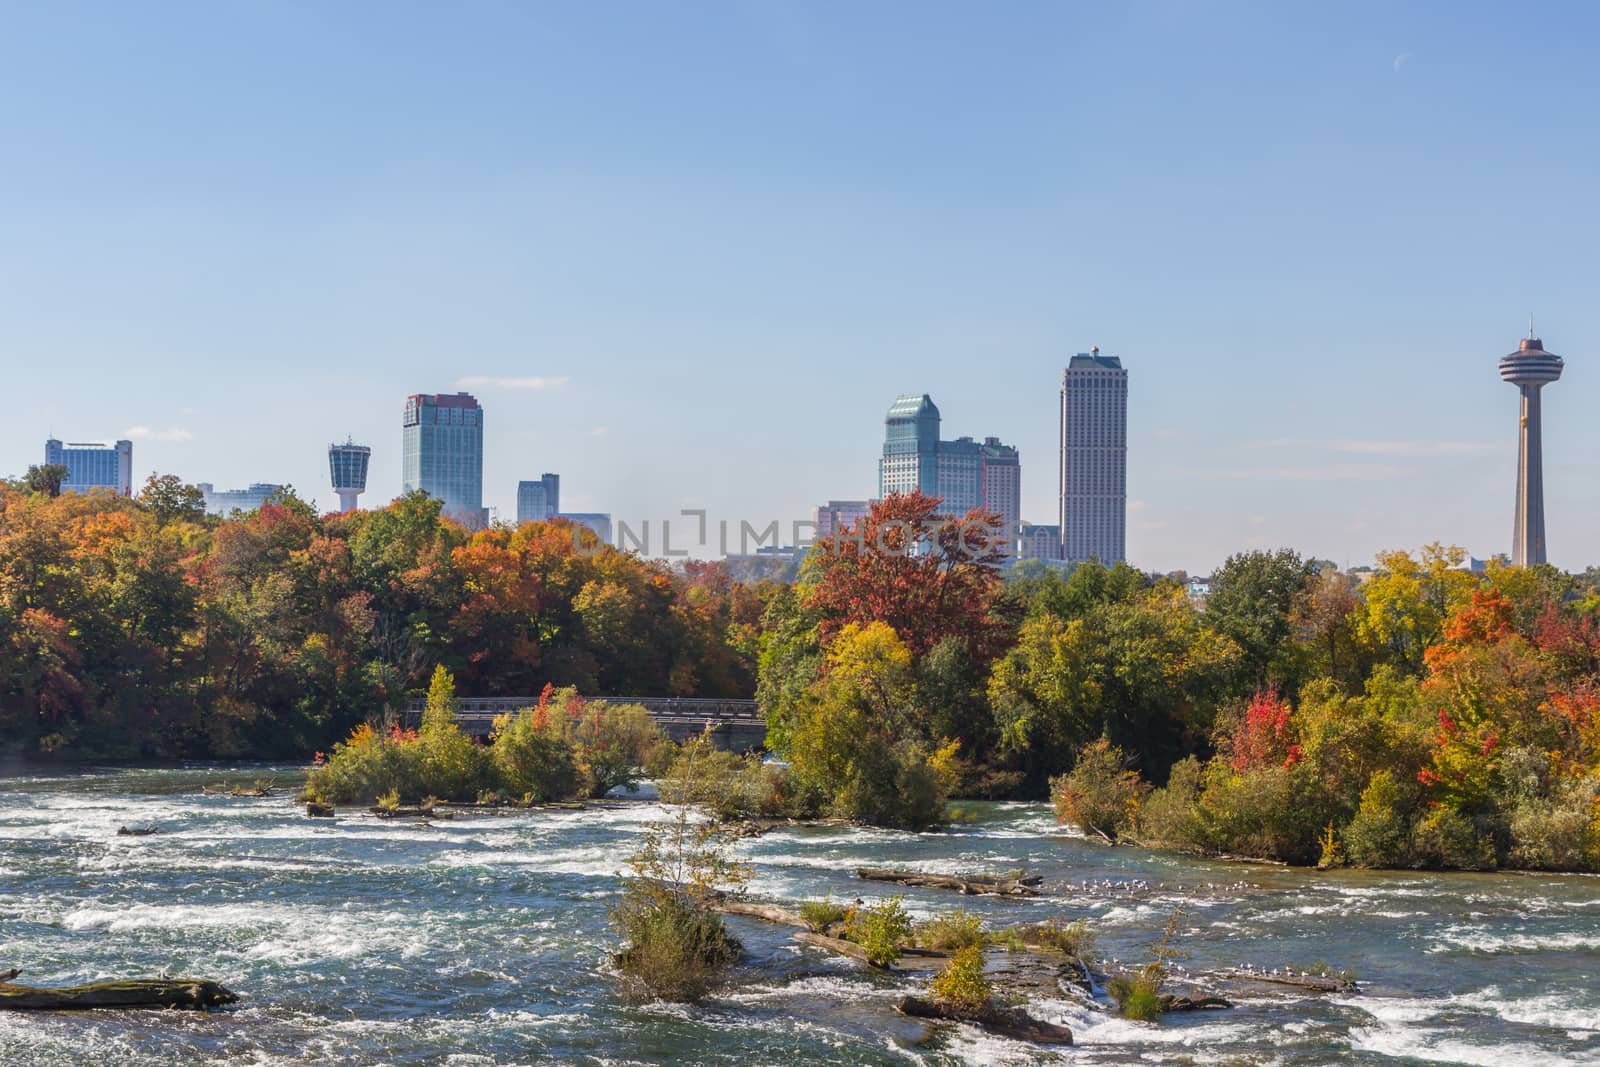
[1058,347,1128,564]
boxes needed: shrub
[917,908,985,951]
[1342,770,1410,868]
[490,705,580,802]
[929,943,991,1013]
[1108,973,1164,1021]
[375,787,400,812]
[1135,756,1207,849]
[1030,917,1095,961]
[609,733,751,1001]
[659,746,819,822]
[1051,739,1149,841]
[1192,761,1332,864]
[1409,807,1496,870]
[847,896,913,967]
[798,898,849,934]
[563,696,664,798]
[1507,775,1600,872]
[1108,906,1186,1023]
[612,891,740,1003]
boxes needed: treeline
[755,496,1600,870]
[7,475,1600,871]
[0,476,772,758]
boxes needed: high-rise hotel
[879,394,1021,536]
[1058,347,1127,563]
[44,438,133,496]
[402,392,486,529]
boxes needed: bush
[1191,761,1332,864]
[1051,739,1149,841]
[609,733,751,1001]
[798,898,850,934]
[612,891,741,1003]
[929,943,991,1013]
[562,696,664,798]
[490,705,580,802]
[917,908,985,951]
[1135,756,1207,849]
[659,746,820,821]
[847,896,913,967]
[1507,775,1600,872]
[1409,807,1496,870]
[1342,770,1411,868]
[1029,917,1095,960]
[1107,973,1164,1021]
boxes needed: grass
[916,908,986,951]
[798,898,850,934]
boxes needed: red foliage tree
[1227,689,1301,772]
[803,491,1009,659]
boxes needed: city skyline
[4,5,1597,571]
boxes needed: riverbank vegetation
[5,475,1599,870]
[302,668,662,805]
[0,480,768,759]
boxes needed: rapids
[1,767,1597,1065]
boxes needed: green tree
[24,464,68,498]
[1205,548,1316,690]
[139,474,207,525]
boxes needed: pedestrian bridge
[400,695,767,752]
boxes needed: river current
[1,766,1597,1066]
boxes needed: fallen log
[369,806,453,819]
[856,868,1041,897]
[1161,993,1233,1011]
[715,901,809,929]
[793,932,889,969]
[896,996,1073,1045]
[305,802,335,818]
[116,826,158,837]
[0,973,239,1012]
[1213,969,1355,993]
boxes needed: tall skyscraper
[329,439,371,512]
[878,395,1021,540]
[1500,333,1564,567]
[45,438,133,496]
[517,473,561,525]
[1059,347,1128,564]
[402,392,485,529]
[879,394,941,497]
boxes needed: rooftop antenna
[1528,313,1535,340]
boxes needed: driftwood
[116,826,158,837]
[305,802,335,818]
[896,996,1073,1045]
[1161,993,1233,1011]
[793,932,891,969]
[715,901,809,928]
[1213,969,1355,993]
[856,868,1041,897]
[369,806,453,819]
[0,972,238,1011]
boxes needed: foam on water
[4,768,1599,1067]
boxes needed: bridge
[400,695,767,752]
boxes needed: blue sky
[2,1,1596,573]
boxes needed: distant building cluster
[198,482,283,516]
[25,327,1566,572]
[878,394,1022,536]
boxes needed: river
[1,767,1597,1065]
